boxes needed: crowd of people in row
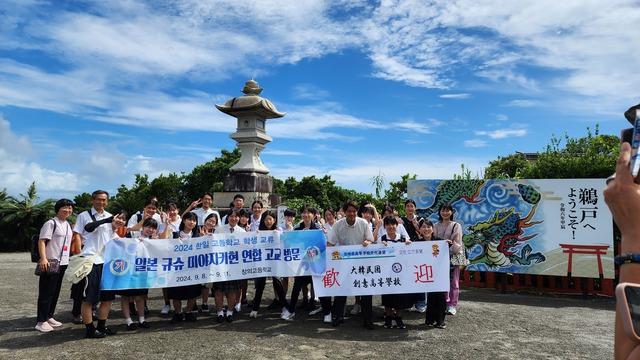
[34,191,465,338]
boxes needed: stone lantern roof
[215,80,285,119]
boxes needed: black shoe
[144,304,149,316]
[185,312,197,322]
[72,315,83,325]
[126,323,138,331]
[99,326,117,336]
[200,304,209,313]
[435,322,446,329]
[129,302,137,316]
[138,321,150,329]
[170,313,184,324]
[425,320,437,327]
[331,317,343,327]
[383,316,393,329]
[394,316,406,329]
[226,314,234,323]
[364,322,375,330]
[305,300,317,311]
[216,315,224,323]
[85,329,106,339]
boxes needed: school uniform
[212,224,245,293]
[192,207,221,226]
[380,234,415,310]
[167,230,201,300]
[423,234,447,326]
[126,212,162,238]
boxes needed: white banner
[312,241,450,297]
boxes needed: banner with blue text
[101,230,326,290]
[313,241,450,297]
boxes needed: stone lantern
[213,80,284,208]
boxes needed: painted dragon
[463,205,545,268]
[416,179,485,218]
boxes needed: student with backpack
[34,198,75,333]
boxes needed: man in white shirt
[221,194,245,225]
[73,190,126,338]
[183,192,220,226]
[126,197,162,238]
[327,200,375,329]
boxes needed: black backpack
[31,219,57,263]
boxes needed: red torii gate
[559,243,610,279]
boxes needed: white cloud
[0,116,83,196]
[439,93,471,99]
[292,84,330,100]
[505,99,538,108]
[496,114,509,121]
[476,128,528,139]
[464,139,488,148]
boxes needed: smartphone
[629,110,640,177]
[616,282,640,341]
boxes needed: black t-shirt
[401,216,422,241]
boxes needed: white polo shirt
[127,211,162,238]
[377,223,410,242]
[217,224,246,234]
[74,208,114,265]
[192,207,220,226]
[328,217,374,246]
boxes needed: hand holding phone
[616,283,640,341]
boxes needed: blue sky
[1,0,639,199]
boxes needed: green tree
[0,182,55,251]
[485,126,618,179]
[73,192,93,214]
[148,173,186,208]
[182,148,241,202]
[383,173,417,215]
[109,174,151,216]
[370,171,385,199]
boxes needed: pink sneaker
[35,322,54,333]
[47,318,63,327]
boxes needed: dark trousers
[425,292,447,325]
[286,276,332,315]
[70,282,83,316]
[333,295,373,324]
[36,265,67,322]
[253,277,287,311]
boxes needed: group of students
[34,190,465,337]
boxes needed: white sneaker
[446,306,457,316]
[350,303,361,315]
[234,302,242,312]
[323,313,332,323]
[416,306,426,313]
[47,318,62,327]
[249,310,258,318]
[308,307,322,316]
[161,304,171,315]
[280,308,295,321]
[35,322,54,333]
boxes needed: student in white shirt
[35,198,75,333]
[221,194,245,224]
[249,200,264,232]
[126,198,162,238]
[213,209,245,323]
[183,192,220,226]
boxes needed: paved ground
[0,252,614,359]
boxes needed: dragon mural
[416,179,485,218]
[463,204,545,269]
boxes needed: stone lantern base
[212,172,281,209]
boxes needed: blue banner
[101,230,326,290]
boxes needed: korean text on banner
[101,230,326,290]
[313,241,449,297]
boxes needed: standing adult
[34,198,75,333]
[183,192,220,227]
[402,199,426,313]
[214,209,245,322]
[327,201,375,329]
[433,204,464,316]
[74,190,126,338]
[419,219,448,329]
[157,202,181,315]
